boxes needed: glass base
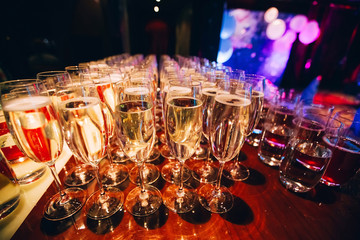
[100,164,129,187]
[124,185,162,216]
[162,184,197,213]
[146,148,161,163]
[192,161,218,183]
[44,187,86,221]
[64,164,95,187]
[111,150,129,163]
[223,161,250,181]
[192,146,208,160]
[129,164,160,185]
[161,161,191,184]
[159,144,174,159]
[198,184,234,214]
[258,153,282,167]
[86,187,124,220]
[279,175,312,193]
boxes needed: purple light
[305,59,312,69]
[299,20,320,45]
[289,15,308,33]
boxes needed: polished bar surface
[5,142,360,239]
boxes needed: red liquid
[322,137,360,185]
[0,122,25,161]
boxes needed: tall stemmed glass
[87,71,129,187]
[198,80,252,213]
[0,79,86,221]
[159,79,192,184]
[223,74,265,181]
[122,76,160,185]
[37,71,95,187]
[115,98,162,216]
[162,80,203,213]
[192,70,219,183]
[58,83,124,220]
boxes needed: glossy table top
[8,142,360,239]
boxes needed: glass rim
[37,71,69,77]
[166,96,203,108]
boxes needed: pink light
[266,19,286,40]
[289,15,308,33]
[299,20,320,45]
[273,30,297,52]
[305,59,312,69]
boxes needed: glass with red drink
[279,104,339,193]
[258,89,300,167]
[321,109,360,186]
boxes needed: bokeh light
[266,19,286,40]
[217,38,233,63]
[299,20,320,44]
[273,30,297,51]
[264,7,279,23]
[289,15,308,32]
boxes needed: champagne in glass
[163,96,203,213]
[0,79,86,221]
[116,100,162,216]
[198,80,251,213]
[60,85,124,220]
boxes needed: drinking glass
[246,81,278,147]
[198,80,252,213]
[115,99,162,216]
[321,109,360,186]
[258,89,301,167]
[162,80,203,213]
[279,104,340,192]
[122,77,160,185]
[223,74,265,181]
[0,79,86,221]
[0,109,46,185]
[191,73,219,183]
[159,79,192,184]
[37,71,95,187]
[87,71,129,187]
[58,83,124,219]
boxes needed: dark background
[0,0,360,95]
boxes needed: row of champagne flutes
[0,53,266,223]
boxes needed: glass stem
[179,160,184,192]
[137,162,146,193]
[48,164,65,198]
[216,162,225,192]
[204,141,211,166]
[93,164,106,195]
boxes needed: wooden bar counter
[8,142,360,239]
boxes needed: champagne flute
[198,79,252,213]
[122,76,160,185]
[192,69,219,183]
[162,80,203,213]
[0,79,86,221]
[223,74,265,181]
[37,71,95,187]
[87,71,129,187]
[159,78,192,184]
[58,83,124,220]
[115,100,162,216]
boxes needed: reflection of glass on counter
[0,108,46,185]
